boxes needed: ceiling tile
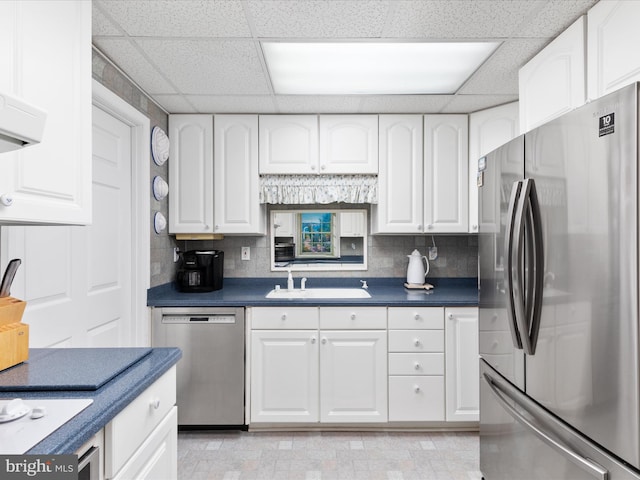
[135,39,271,95]
[441,95,519,114]
[514,0,597,38]
[152,95,198,113]
[247,0,391,38]
[93,38,177,94]
[94,0,251,37]
[274,96,363,114]
[185,95,276,113]
[92,5,122,36]
[359,95,453,113]
[383,0,544,38]
[459,38,549,95]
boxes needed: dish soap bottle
[287,269,294,291]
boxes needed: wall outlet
[428,246,438,261]
[241,246,250,261]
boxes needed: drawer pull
[150,398,161,410]
[414,385,421,393]
[414,362,421,370]
[310,336,317,344]
[448,313,454,320]
[414,314,421,320]
[414,339,421,347]
[281,314,287,321]
[350,313,356,320]
[492,341,499,350]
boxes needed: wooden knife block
[0,297,28,371]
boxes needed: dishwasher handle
[161,315,236,324]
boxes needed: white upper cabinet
[168,115,214,234]
[319,115,378,174]
[372,115,424,234]
[0,0,91,225]
[423,115,469,234]
[588,0,640,100]
[340,211,366,237]
[468,102,520,233]
[259,115,319,174]
[214,115,265,235]
[519,16,586,133]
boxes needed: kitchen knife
[0,258,21,298]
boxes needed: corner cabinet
[168,115,214,234]
[445,307,479,422]
[214,115,265,235]
[0,0,91,225]
[169,114,265,236]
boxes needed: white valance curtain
[259,175,378,204]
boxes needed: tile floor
[178,430,482,480]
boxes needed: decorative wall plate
[151,126,169,166]
[152,176,169,201]
[154,211,167,234]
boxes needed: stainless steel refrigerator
[479,82,640,480]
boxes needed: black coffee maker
[176,250,224,292]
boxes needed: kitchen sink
[265,288,371,299]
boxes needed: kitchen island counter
[0,347,182,454]
[147,277,478,307]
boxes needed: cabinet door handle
[321,337,327,345]
[321,164,326,170]
[417,224,422,230]
[310,336,317,344]
[427,224,433,230]
[281,314,287,321]
[350,313,356,320]
[448,313,454,320]
[414,339,421,347]
[414,313,421,320]
[311,164,317,171]
[150,398,161,410]
[0,194,13,207]
[414,362,421,370]
[414,385,421,393]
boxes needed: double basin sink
[265,288,371,299]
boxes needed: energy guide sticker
[599,113,615,137]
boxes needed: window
[299,212,336,257]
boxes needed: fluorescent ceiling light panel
[262,42,500,95]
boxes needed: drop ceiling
[92,0,597,115]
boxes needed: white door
[319,115,378,174]
[259,115,319,174]
[0,105,133,347]
[319,330,388,423]
[250,330,319,423]
[445,307,479,422]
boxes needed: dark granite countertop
[147,277,479,307]
[0,347,182,454]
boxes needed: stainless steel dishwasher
[152,307,245,426]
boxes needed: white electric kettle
[406,249,429,285]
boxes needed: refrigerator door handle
[504,181,523,350]
[483,372,609,480]
[524,178,544,355]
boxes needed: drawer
[479,330,515,355]
[105,366,176,479]
[388,376,445,422]
[479,309,510,332]
[388,307,443,329]
[250,307,319,329]
[388,353,444,375]
[319,307,386,329]
[389,330,444,352]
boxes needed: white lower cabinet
[388,307,446,422]
[105,367,178,480]
[249,307,387,424]
[445,307,479,422]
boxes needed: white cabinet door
[519,16,586,133]
[372,115,423,234]
[273,212,295,237]
[0,0,91,225]
[445,307,479,422]
[168,115,213,234]
[213,115,265,235]
[259,115,319,174]
[251,330,319,423]
[319,115,378,174]
[389,376,445,422]
[587,0,640,100]
[339,211,366,237]
[319,330,387,423]
[468,102,519,233]
[424,115,469,233]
